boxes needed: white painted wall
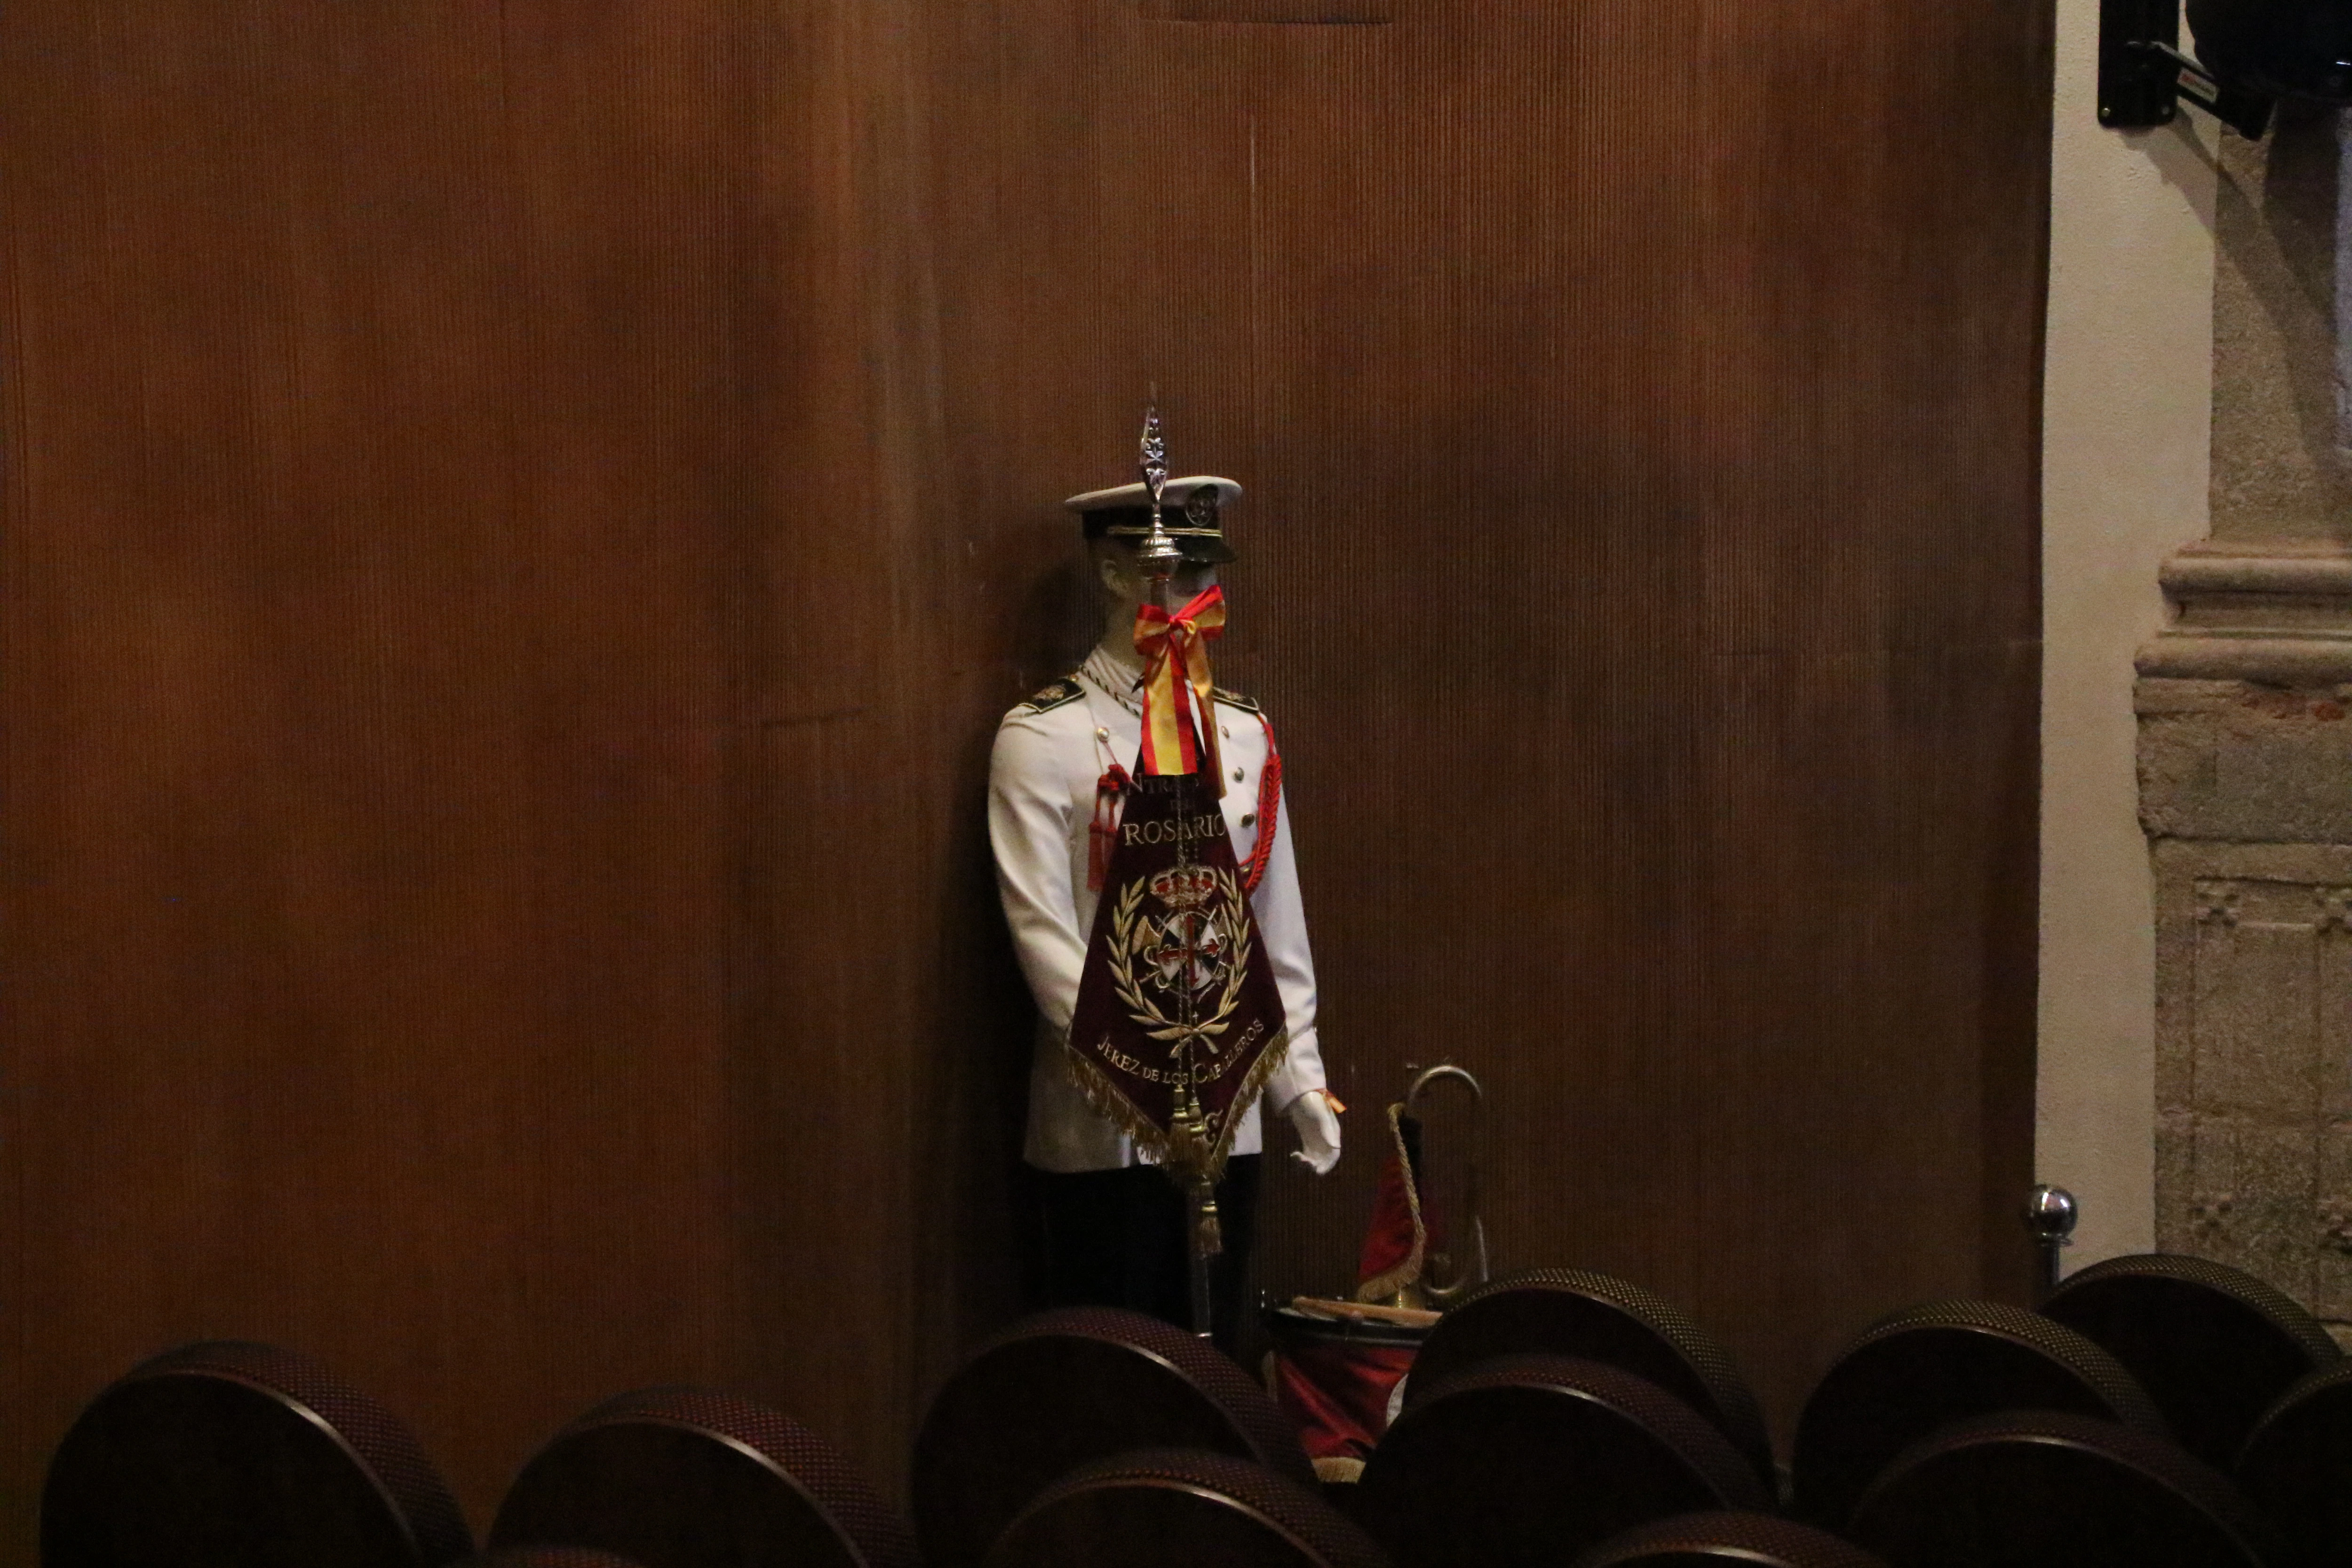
[2038,0,2217,1270]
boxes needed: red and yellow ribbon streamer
[1133,586,1226,791]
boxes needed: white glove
[1286,1090,1343,1176]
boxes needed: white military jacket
[989,654,1328,1173]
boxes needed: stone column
[2139,105,2352,1335]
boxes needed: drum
[1791,1299,2162,1526]
[1848,1409,2274,1568]
[489,1386,914,1568]
[912,1305,1311,1568]
[1406,1269,1773,1488]
[1264,1304,1424,1467]
[41,1339,473,1568]
[1355,1353,1770,1568]
[2041,1251,2338,1468]
[985,1448,1390,1568]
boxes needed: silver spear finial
[1135,394,1181,577]
[1140,396,1168,501]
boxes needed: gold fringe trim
[1209,1025,1291,1175]
[1059,1026,1292,1184]
[1060,1038,1171,1153]
[1354,1101,1426,1305]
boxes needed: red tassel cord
[1088,763,1131,892]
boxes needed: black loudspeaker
[2187,0,2352,102]
[1356,1354,1770,1568]
[2042,1251,2338,1470]
[1406,1270,1774,1490]
[2235,1359,2352,1568]
[1791,1300,2163,1527]
[1572,1511,1886,1568]
[912,1306,1311,1568]
[985,1448,1391,1568]
[42,1340,473,1568]
[489,1386,915,1568]
[1848,1410,2275,1568]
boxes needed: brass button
[1233,767,1245,782]
[1241,812,1256,828]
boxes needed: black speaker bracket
[2099,0,2274,137]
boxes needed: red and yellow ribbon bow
[1133,585,1227,792]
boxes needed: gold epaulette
[1012,677,1085,716]
[1212,686,1263,716]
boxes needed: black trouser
[1023,1155,1262,1354]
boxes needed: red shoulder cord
[1240,713,1282,895]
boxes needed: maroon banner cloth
[1066,764,1287,1176]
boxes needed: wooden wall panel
[0,0,2046,1540]
[917,0,2049,1438]
[0,0,968,1544]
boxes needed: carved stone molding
[2139,542,2352,683]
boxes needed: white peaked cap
[1062,477,1243,512]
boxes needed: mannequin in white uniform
[988,476,1341,1344]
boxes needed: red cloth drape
[1270,1339,1417,1462]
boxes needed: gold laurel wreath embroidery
[1108,867,1253,1048]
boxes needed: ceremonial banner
[1065,761,1289,1179]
